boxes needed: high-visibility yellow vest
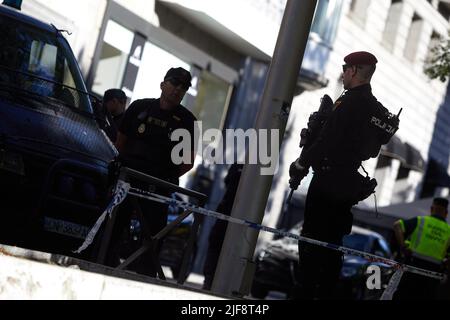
[403,216,450,264]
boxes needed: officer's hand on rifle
[289,158,309,190]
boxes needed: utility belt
[313,159,361,174]
[314,164,359,174]
[313,160,377,205]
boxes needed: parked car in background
[251,223,394,299]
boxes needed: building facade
[261,0,450,246]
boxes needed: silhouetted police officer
[289,51,398,299]
[108,67,197,277]
[102,88,127,143]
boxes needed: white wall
[160,0,285,56]
[114,0,159,26]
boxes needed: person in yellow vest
[392,197,450,299]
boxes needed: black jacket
[301,84,383,170]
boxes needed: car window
[29,41,57,78]
[373,238,391,258]
[0,15,90,112]
[343,233,371,252]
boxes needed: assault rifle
[287,94,334,203]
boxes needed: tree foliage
[424,34,450,82]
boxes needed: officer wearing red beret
[289,51,393,299]
[343,51,378,66]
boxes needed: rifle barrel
[287,189,294,204]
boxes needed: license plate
[43,217,90,240]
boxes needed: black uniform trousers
[105,179,169,277]
[293,169,355,300]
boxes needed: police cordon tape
[380,268,404,300]
[130,188,449,300]
[74,180,130,254]
[76,180,446,289]
[127,186,446,282]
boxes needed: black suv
[251,223,394,300]
[0,4,116,259]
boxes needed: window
[311,0,344,45]
[396,165,410,180]
[403,13,423,62]
[343,234,371,252]
[382,0,403,51]
[376,155,392,169]
[63,60,76,89]
[91,20,134,96]
[349,0,357,12]
[372,238,391,258]
[132,40,190,103]
[191,70,232,133]
[29,42,57,79]
[311,0,330,37]
[438,2,450,20]
[0,15,90,111]
[425,31,441,65]
[348,0,370,27]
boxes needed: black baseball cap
[103,89,127,103]
[164,67,192,87]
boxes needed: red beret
[344,51,378,65]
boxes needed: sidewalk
[0,245,227,300]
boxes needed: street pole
[211,0,318,297]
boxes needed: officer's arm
[393,220,406,248]
[177,117,197,177]
[393,220,411,257]
[114,101,138,152]
[299,114,337,168]
[298,135,326,168]
[300,100,354,167]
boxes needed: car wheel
[251,281,269,299]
